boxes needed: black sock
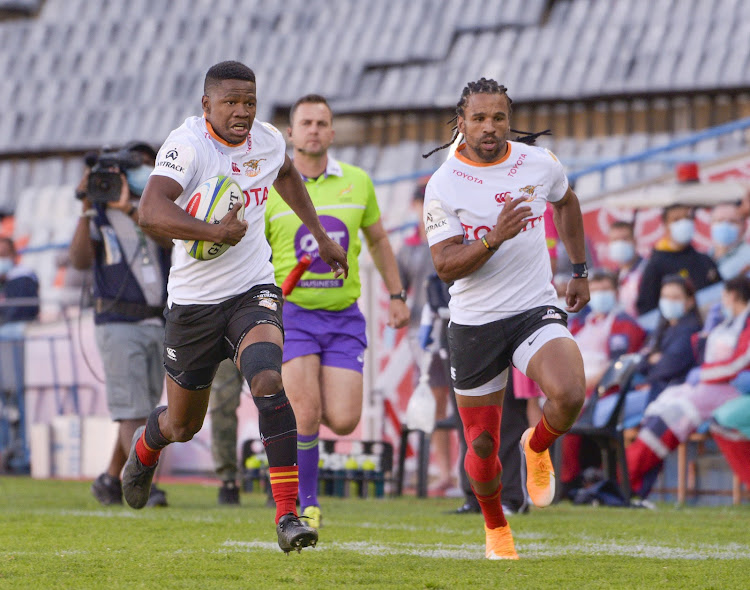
[252,390,297,467]
[144,406,171,451]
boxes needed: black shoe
[122,425,157,509]
[276,513,318,554]
[91,473,123,506]
[146,484,168,507]
[451,496,481,514]
[218,480,240,506]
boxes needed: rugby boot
[301,505,322,529]
[91,473,123,506]
[485,524,519,560]
[122,426,158,509]
[520,427,556,507]
[276,513,318,554]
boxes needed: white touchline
[221,539,750,561]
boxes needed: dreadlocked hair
[422,77,551,158]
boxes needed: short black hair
[589,269,618,290]
[204,61,256,94]
[724,275,750,303]
[289,94,332,126]
[662,203,693,223]
[610,220,635,236]
[661,273,696,298]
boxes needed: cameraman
[70,141,172,507]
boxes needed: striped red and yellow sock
[529,413,567,454]
[269,466,299,523]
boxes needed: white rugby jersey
[151,116,286,306]
[424,141,569,325]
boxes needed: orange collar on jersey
[205,119,247,148]
[455,142,512,167]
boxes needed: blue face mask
[126,165,154,196]
[669,218,695,246]
[0,257,13,276]
[659,298,686,321]
[608,240,635,265]
[711,222,740,247]
[589,290,617,315]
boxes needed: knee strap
[240,342,282,386]
[458,405,502,482]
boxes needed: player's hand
[485,197,533,248]
[217,203,248,246]
[565,277,590,313]
[388,299,410,329]
[107,173,133,212]
[318,236,349,278]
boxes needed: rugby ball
[183,175,244,260]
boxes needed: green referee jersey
[265,157,380,310]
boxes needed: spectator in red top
[627,276,750,498]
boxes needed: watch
[390,290,407,303]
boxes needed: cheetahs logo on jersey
[244,159,266,177]
[518,184,543,201]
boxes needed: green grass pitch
[1,477,748,589]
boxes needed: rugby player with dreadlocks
[423,78,588,559]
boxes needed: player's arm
[430,197,531,283]
[138,175,246,244]
[362,219,410,329]
[551,186,590,312]
[273,154,348,277]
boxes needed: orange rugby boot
[520,427,556,507]
[485,524,519,560]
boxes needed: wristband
[572,262,588,279]
[126,204,137,217]
[481,235,498,252]
[80,209,96,219]
[390,290,407,303]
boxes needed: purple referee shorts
[282,300,368,373]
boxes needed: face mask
[711,222,740,247]
[0,257,12,276]
[659,298,686,321]
[589,290,617,315]
[126,165,154,196]
[608,240,635,264]
[669,218,695,245]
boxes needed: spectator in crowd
[570,269,647,393]
[590,275,703,437]
[637,275,703,403]
[561,269,646,491]
[0,237,39,325]
[208,358,244,505]
[627,276,750,499]
[69,141,171,508]
[709,203,750,280]
[710,372,750,490]
[397,180,455,492]
[607,220,647,317]
[636,204,720,315]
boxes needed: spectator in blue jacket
[0,237,39,325]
